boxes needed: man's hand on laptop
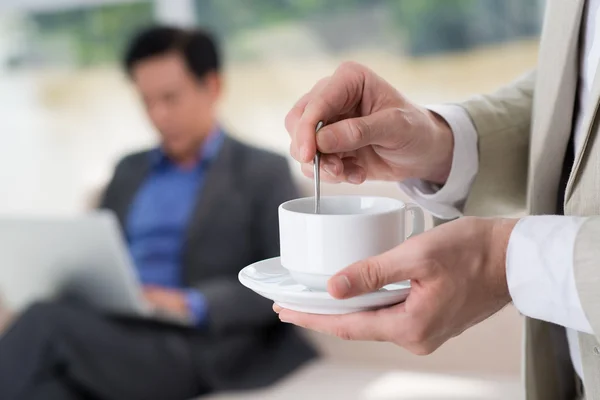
[143,286,190,319]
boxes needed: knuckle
[412,243,439,276]
[358,258,386,291]
[314,94,336,117]
[290,144,301,162]
[388,108,417,146]
[409,343,435,356]
[284,112,297,134]
[390,107,412,129]
[425,257,445,278]
[402,329,436,355]
[334,327,354,341]
[461,216,483,238]
[405,324,429,346]
[338,61,365,76]
[314,76,331,91]
[375,324,397,343]
[347,118,370,145]
[300,163,314,176]
[399,108,415,128]
[337,62,368,92]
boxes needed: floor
[202,362,523,400]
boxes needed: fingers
[318,153,345,177]
[316,108,408,154]
[276,303,444,355]
[341,157,366,184]
[328,244,422,299]
[284,93,311,162]
[142,288,161,301]
[300,153,345,182]
[300,158,344,183]
[291,63,368,163]
[285,77,330,134]
[277,304,405,342]
[143,292,161,308]
[300,155,366,184]
[285,77,331,161]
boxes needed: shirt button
[593,346,600,356]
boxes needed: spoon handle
[314,121,324,214]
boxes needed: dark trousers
[0,301,210,400]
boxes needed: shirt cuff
[184,289,208,327]
[399,104,479,220]
[507,215,593,334]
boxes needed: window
[0,0,543,213]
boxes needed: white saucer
[238,257,411,315]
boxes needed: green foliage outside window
[194,0,369,38]
[196,0,543,56]
[18,0,544,68]
[28,2,154,67]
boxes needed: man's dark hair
[124,25,221,80]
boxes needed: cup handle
[405,203,425,239]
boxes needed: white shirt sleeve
[507,216,593,333]
[399,104,593,335]
[399,104,478,220]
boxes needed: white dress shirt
[400,0,600,379]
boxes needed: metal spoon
[314,121,324,214]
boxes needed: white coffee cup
[278,196,425,290]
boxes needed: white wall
[153,0,196,27]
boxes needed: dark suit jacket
[99,134,317,390]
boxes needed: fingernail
[273,304,282,313]
[348,172,364,184]
[330,275,351,297]
[323,162,337,176]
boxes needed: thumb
[327,247,415,299]
[316,107,411,154]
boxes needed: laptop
[0,211,192,325]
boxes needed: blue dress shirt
[126,130,224,326]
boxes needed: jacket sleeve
[574,217,600,337]
[97,157,129,210]
[459,70,535,217]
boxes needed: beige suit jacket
[455,1,600,399]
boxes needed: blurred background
[0,0,543,398]
[0,0,542,215]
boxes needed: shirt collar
[150,127,224,169]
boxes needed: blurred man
[0,26,316,400]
